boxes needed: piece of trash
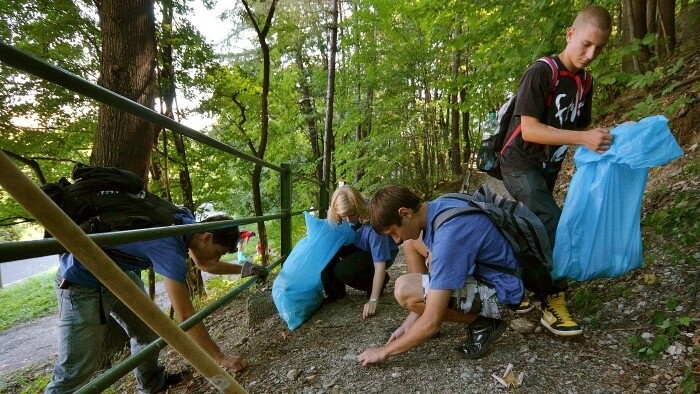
[492,363,524,389]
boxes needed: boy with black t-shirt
[500,5,613,336]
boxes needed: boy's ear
[397,207,412,218]
[566,26,575,42]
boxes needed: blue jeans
[45,271,165,394]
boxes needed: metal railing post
[280,163,292,258]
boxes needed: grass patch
[0,268,57,331]
[0,369,52,393]
[569,288,604,317]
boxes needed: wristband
[369,298,378,303]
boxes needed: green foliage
[643,191,700,248]
[0,269,57,331]
[627,311,692,360]
[0,369,52,394]
[569,288,603,317]
[680,368,698,394]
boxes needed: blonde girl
[321,185,398,318]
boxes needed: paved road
[0,255,58,288]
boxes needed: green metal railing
[0,41,328,392]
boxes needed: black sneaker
[455,317,507,359]
[157,371,188,393]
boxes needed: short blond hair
[327,185,369,225]
[573,5,612,33]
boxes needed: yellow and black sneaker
[540,292,582,336]
[515,293,535,314]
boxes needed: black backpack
[433,184,556,296]
[40,163,185,237]
[476,57,592,179]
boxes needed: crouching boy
[358,185,525,365]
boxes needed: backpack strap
[431,205,523,278]
[439,185,553,269]
[538,56,559,106]
[582,70,592,98]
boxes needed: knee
[394,274,421,309]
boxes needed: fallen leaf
[492,363,524,389]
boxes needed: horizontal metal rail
[0,213,286,263]
[0,41,283,173]
[74,257,284,394]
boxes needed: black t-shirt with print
[501,56,593,172]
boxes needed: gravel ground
[152,241,698,394]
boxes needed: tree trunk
[657,0,676,56]
[322,0,339,208]
[241,0,277,265]
[92,0,157,366]
[449,37,462,176]
[91,0,157,180]
[158,0,202,298]
[622,0,644,72]
[294,50,322,183]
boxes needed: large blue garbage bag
[272,212,356,331]
[553,115,683,281]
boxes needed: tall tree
[91,0,157,180]
[322,0,339,201]
[241,0,278,265]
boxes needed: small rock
[343,354,357,361]
[322,379,337,389]
[391,372,400,378]
[287,369,300,381]
[641,332,653,340]
[306,366,316,374]
[510,318,536,334]
[675,305,684,312]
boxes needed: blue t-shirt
[59,209,195,286]
[423,199,524,305]
[354,223,399,268]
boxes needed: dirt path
[0,278,174,376]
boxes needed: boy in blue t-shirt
[45,212,266,394]
[358,185,524,366]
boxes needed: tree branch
[1,149,47,184]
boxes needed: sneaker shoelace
[548,296,573,321]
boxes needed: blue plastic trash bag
[272,212,355,331]
[553,115,683,281]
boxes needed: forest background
[1,0,696,248]
[0,0,698,392]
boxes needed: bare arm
[387,311,420,344]
[363,262,387,318]
[520,115,612,153]
[164,277,248,372]
[358,290,450,365]
[190,256,244,275]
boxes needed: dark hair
[369,185,423,232]
[200,214,239,249]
